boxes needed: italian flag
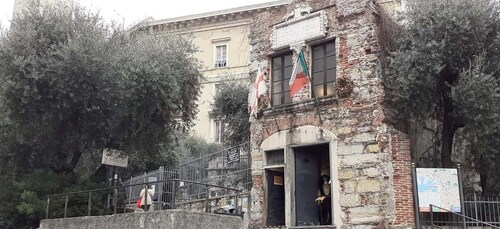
[289,51,310,97]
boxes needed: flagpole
[299,50,323,125]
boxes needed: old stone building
[246,0,412,228]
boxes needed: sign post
[101,149,128,214]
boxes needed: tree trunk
[51,151,83,174]
[441,104,454,168]
[440,67,457,168]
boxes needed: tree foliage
[0,5,201,174]
[385,0,500,191]
[0,5,202,228]
[211,82,250,145]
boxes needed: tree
[0,5,201,174]
[211,82,250,145]
[384,0,500,189]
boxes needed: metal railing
[178,142,252,196]
[429,204,500,229]
[45,179,242,219]
[419,194,500,228]
[464,193,500,226]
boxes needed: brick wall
[391,133,415,226]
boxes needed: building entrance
[294,144,332,226]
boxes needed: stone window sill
[263,95,338,116]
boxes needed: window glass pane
[313,46,324,59]
[273,94,282,106]
[284,81,290,91]
[273,70,282,82]
[273,57,282,70]
[273,82,282,93]
[313,59,324,73]
[283,66,292,80]
[221,45,227,59]
[326,42,335,56]
[314,85,324,97]
[326,82,335,96]
[216,46,222,60]
[284,54,293,67]
[326,56,336,69]
[313,72,324,85]
[284,92,292,103]
[327,69,336,82]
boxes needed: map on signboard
[416,168,461,212]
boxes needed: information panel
[416,168,461,212]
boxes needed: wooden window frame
[311,40,336,98]
[271,52,293,106]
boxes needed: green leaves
[0,4,201,173]
[385,0,500,191]
[211,82,250,145]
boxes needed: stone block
[351,133,376,143]
[341,154,379,167]
[356,179,381,193]
[342,180,357,194]
[338,144,364,155]
[340,194,361,207]
[349,205,380,217]
[362,168,381,178]
[350,216,383,224]
[338,127,353,135]
[366,144,379,153]
[338,169,358,179]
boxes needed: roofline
[139,0,291,28]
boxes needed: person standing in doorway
[139,185,155,211]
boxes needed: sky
[0,0,278,28]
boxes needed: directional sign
[102,149,128,168]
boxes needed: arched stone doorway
[257,125,342,227]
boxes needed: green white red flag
[289,51,310,97]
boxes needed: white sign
[416,168,461,212]
[271,11,328,49]
[101,149,128,168]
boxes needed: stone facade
[247,0,413,228]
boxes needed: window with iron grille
[271,52,293,106]
[215,45,227,68]
[312,40,336,97]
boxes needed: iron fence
[45,179,242,219]
[122,166,179,210]
[117,142,252,214]
[178,142,252,200]
[419,194,500,228]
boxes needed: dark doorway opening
[294,144,332,226]
[266,168,285,226]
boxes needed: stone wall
[39,210,242,229]
[247,0,413,228]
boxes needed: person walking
[139,185,154,211]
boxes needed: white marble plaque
[271,11,328,49]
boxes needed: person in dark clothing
[317,175,332,225]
